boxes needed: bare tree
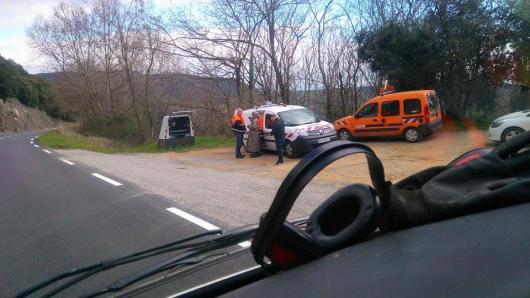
[28,0,171,142]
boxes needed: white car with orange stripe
[334,90,443,143]
[242,104,337,158]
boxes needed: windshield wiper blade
[19,218,307,297]
[82,224,258,298]
[16,229,222,298]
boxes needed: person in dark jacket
[231,108,246,159]
[271,114,285,165]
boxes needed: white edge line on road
[42,149,52,154]
[60,159,74,165]
[91,173,122,186]
[33,144,40,148]
[166,207,251,248]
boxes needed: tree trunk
[326,87,333,120]
[339,72,346,116]
[267,10,289,104]
[235,65,243,107]
[248,47,255,106]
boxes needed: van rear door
[427,92,442,123]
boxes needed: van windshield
[278,109,320,126]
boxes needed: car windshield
[1,0,528,297]
[278,109,320,126]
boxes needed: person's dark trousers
[275,138,285,163]
[234,132,244,158]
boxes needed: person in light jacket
[246,112,262,158]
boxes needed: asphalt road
[0,131,251,297]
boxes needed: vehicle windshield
[278,109,320,126]
[1,0,528,297]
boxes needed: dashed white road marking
[42,149,52,154]
[238,241,252,248]
[91,173,122,186]
[167,207,219,231]
[166,207,251,248]
[60,159,74,165]
[33,145,40,148]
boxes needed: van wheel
[404,127,422,143]
[284,141,297,159]
[501,127,525,142]
[338,129,352,140]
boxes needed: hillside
[0,54,61,132]
[0,54,68,121]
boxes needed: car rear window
[381,100,400,116]
[404,99,421,114]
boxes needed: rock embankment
[0,98,57,132]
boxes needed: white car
[488,109,530,142]
[242,104,337,158]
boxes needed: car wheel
[501,127,525,142]
[338,129,352,140]
[404,127,422,143]
[284,141,297,159]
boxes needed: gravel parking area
[56,121,490,228]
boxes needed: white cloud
[0,0,203,73]
[0,0,56,28]
[0,33,48,73]
[0,0,57,72]
[151,0,195,7]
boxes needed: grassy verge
[38,129,234,154]
[471,118,493,130]
[451,117,491,131]
[453,118,467,131]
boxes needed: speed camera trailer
[158,111,195,148]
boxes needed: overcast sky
[0,0,195,74]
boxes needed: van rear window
[427,94,438,113]
[404,99,421,114]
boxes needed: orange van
[334,90,443,142]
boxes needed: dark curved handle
[251,140,388,265]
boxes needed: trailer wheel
[284,141,297,159]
